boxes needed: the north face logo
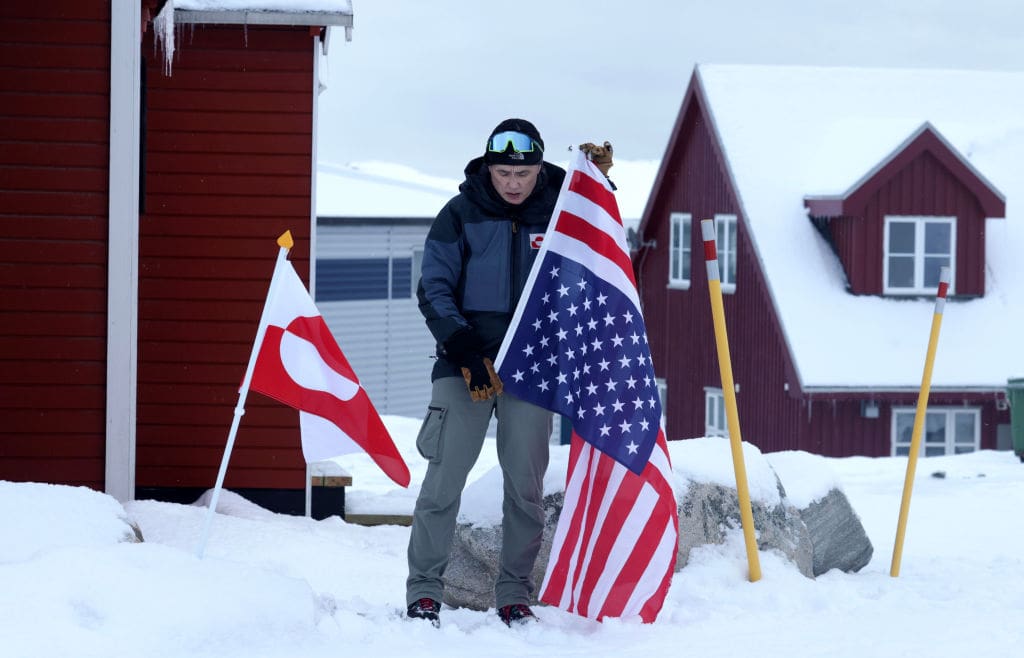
[509,152,524,160]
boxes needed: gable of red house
[636,65,1021,457]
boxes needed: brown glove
[461,357,504,402]
[579,141,614,176]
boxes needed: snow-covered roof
[316,159,658,226]
[695,64,1024,390]
[174,0,353,25]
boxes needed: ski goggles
[487,130,542,155]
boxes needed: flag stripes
[498,150,678,623]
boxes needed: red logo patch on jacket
[530,233,544,249]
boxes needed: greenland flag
[249,260,410,487]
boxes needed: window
[891,407,979,456]
[656,377,668,429]
[668,212,691,289]
[883,216,956,295]
[705,387,728,438]
[715,214,737,293]
[316,253,417,302]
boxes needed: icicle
[153,0,176,75]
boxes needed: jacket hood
[458,156,566,224]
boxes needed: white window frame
[882,215,956,296]
[715,214,737,294]
[704,387,728,438]
[656,377,668,429]
[890,406,980,457]
[668,212,691,289]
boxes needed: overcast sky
[317,0,1024,179]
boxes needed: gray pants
[406,376,552,609]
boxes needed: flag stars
[586,382,599,396]
[632,397,645,410]
[512,370,525,382]
[612,399,625,413]
[530,362,541,374]
[625,440,639,455]
[539,335,550,348]
[573,367,580,380]
[619,355,632,369]
[563,348,575,361]
[611,334,624,347]
[541,293,551,305]
[576,280,588,291]
[591,338,603,351]
[593,402,606,416]
[547,353,559,366]
[648,396,657,408]
[582,298,592,311]
[564,391,574,404]
[547,310,559,323]
[603,313,616,326]
[623,310,634,324]
[557,283,570,297]
[532,319,543,331]
[537,379,550,392]
[630,332,641,344]
[625,376,637,389]
[599,424,611,437]
[577,407,586,419]
[597,292,608,306]
[556,372,568,385]
[637,354,648,366]
[522,344,535,357]
[557,328,568,341]
[639,419,650,432]
[587,318,599,331]
[598,358,611,371]
[574,323,584,337]
[604,380,618,393]
[567,303,579,316]
[548,266,560,279]
[619,420,633,434]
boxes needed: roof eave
[175,9,353,27]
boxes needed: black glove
[460,356,504,402]
[442,326,484,367]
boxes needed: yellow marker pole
[700,219,762,582]
[890,265,951,577]
[196,230,293,558]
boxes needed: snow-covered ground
[3,418,1022,658]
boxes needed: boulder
[441,445,874,611]
[798,488,873,576]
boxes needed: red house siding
[641,76,1009,458]
[0,2,111,488]
[829,149,988,296]
[638,92,803,452]
[137,25,316,491]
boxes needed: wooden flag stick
[195,231,293,558]
[890,266,951,577]
[700,219,762,582]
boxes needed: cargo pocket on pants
[416,405,447,464]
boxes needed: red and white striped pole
[891,265,951,577]
[701,219,761,582]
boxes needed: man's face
[488,164,542,205]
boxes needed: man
[406,118,563,628]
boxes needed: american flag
[495,151,678,622]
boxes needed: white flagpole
[195,230,295,558]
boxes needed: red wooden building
[0,1,353,513]
[636,65,1022,457]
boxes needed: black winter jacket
[417,156,567,381]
